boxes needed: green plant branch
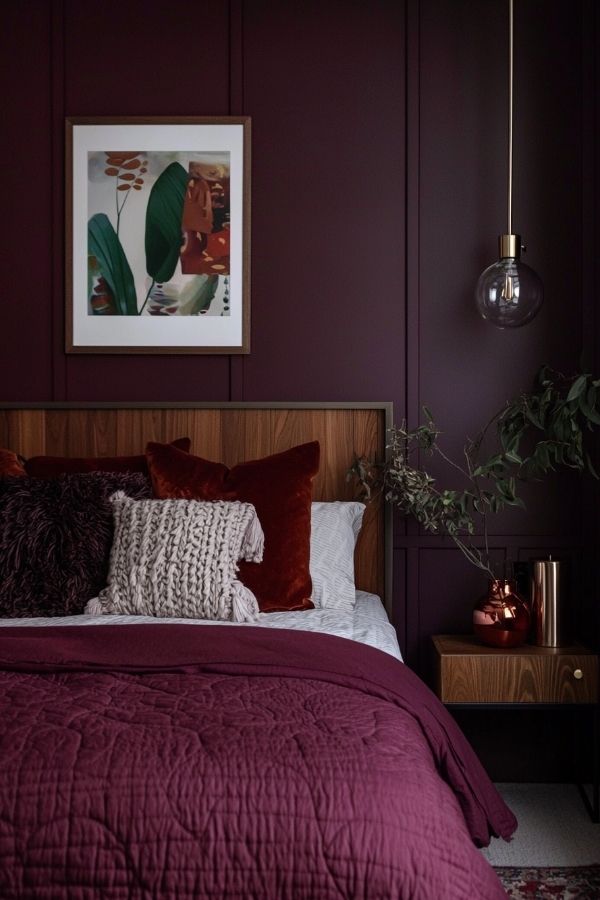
[452,536,495,578]
[138,279,155,316]
[116,186,133,236]
[462,442,490,572]
[349,365,600,578]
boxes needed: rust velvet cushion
[0,450,26,477]
[25,437,191,478]
[146,440,320,613]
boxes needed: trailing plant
[350,366,600,578]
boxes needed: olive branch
[350,366,600,578]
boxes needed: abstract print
[87,151,231,318]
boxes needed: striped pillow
[310,501,365,610]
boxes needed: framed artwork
[66,116,250,354]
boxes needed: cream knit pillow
[86,493,264,622]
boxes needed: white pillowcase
[310,501,365,610]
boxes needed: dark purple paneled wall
[242,0,405,403]
[2,2,54,398]
[1,1,597,686]
[404,0,593,674]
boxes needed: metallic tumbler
[530,558,567,647]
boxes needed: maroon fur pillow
[0,472,151,618]
[146,440,320,613]
[25,437,191,478]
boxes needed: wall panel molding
[229,0,245,401]
[51,0,66,400]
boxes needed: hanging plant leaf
[88,213,138,315]
[579,385,600,425]
[566,374,588,402]
[145,162,188,284]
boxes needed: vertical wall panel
[62,0,232,401]
[0,1,54,400]
[416,0,583,535]
[241,0,406,407]
[399,0,592,675]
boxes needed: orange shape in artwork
[180,230,230,276]
[206,229,230,261]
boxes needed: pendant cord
[507,0,513,235]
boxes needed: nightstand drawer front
[438,653,599,704]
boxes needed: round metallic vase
[473,578,530,648]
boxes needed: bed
[0,403,515,899]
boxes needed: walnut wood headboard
[0,402,393,615]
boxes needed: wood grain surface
[432,635,599,704]
[0,405,387,601]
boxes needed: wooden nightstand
[432,635,600,822]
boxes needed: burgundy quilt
[0,625,515,899]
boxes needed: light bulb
[476,234,543,328]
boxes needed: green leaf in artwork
[88,213,138,315]
[145,161,188,283]
[177,275,220,316]
[87,256,95,307]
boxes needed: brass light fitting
[498,234,521,260]
[474,0,543,328]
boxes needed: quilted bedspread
[0,625,515,899]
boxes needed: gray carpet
[482,784,600,867]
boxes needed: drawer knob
[573,668,583,680]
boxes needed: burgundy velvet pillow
[0,449,26,477]
[146,441,320,613]
[25,437,191,478]
[0,472,151,618]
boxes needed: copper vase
[473,578,530,648]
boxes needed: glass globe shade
[476,257,543,328]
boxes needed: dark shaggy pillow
[0,472,151,618]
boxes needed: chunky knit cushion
[88,495,264,623]
[0,472,152,617]
[146,441,319,613]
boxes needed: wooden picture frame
[65,116,251,355]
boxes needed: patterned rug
[495,866,600,898]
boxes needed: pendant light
[475,0,543,328]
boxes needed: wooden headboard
[0,402,393,615]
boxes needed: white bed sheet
[0,591,402,661]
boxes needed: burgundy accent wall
[405,0,593,675]
[0,1,597,693]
